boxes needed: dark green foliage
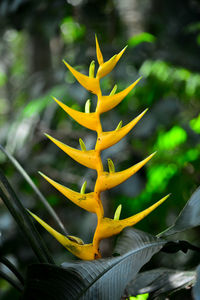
[23,228,165,300]
[125,268,196,298]
[192,265,200,300]
[0,1,200,298]
[159,187,200,236]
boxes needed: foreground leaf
[192,265,200,300]
[125,268,195,298]
[159,186,200,237]
[0,170,54,264]
[23,228,165,300]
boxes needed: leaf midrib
[77,239,166,299]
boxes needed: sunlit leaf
[128,32,156,48]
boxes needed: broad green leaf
[159,186,200,237]
[126,268,195,298]
[23,228,165,300]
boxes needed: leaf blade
[159,186,200,237]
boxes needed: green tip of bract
[115,120,123,131]
[114,204,122,220]
[110,84,117,96]
[80,181,87,194]
[89,60,95,78]
[79,138,87,151]
[85,99,91,113]
[107,158,115,173]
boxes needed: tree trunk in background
[29,33,53,96]
[115,0,150,38]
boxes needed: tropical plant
[0,36,200,300]
[28,35,169,260]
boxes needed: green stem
[0,270,23,292]
[0,170,54,264]
[0,257,24,285]
[0,145,68,236]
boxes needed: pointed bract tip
[38,171,49,181]
[149,151,157,159]
[51,96,59,102]
[44,132,50,138]
[119,45,128,55]
[38,171,44,177]
[138,108,149,118]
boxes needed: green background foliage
[0,0,200,298]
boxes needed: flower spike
[31,37,170,261]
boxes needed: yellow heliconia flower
[31,36,170,261]
[29,211,101,260]
[96,153,156,192]
[94,194,170,242]
[96,46,127,78]
[38,172,97,213]
[63,60,100,94]
[52,97,101,131]
[45,133,100,170]
[95,109,148,151]
[96,77,142,113]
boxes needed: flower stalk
[30,36,170,260]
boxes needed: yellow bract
[30,36,170,260]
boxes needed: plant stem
[0,270,23,292]
[0,170,54,264]
[0,144,68,236]
[0,256,24,285]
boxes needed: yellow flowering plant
[0,36,200,300]
[29,36,169,260]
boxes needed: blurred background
[0,0,200,298]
